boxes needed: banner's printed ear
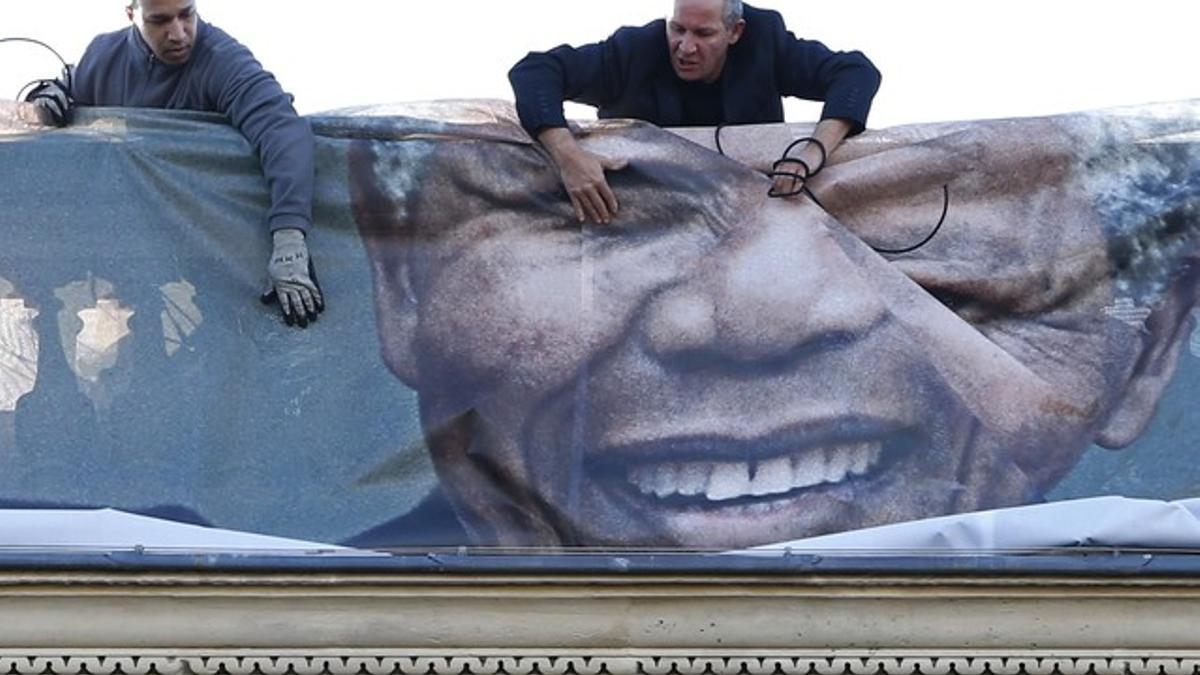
[1097,265,1200,449]
[348,139,421,386]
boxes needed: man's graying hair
[670,0,743,28]
[723,0,744,27]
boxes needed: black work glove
[260,228,325,328]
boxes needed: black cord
[781,136,827,174]
[0,37,69,69]
[1,36,71,101]
[713,127,950,256]
[807,183,951,255]
[766,157,810,198]
[16,78,43,102]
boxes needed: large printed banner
[0,100,1198,551]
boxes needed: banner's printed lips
[591,417,912,508]
[627,442,883,502]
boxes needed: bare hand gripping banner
[0,99,1198,552]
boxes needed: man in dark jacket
[509,0,881,224]
[27,0,323,327]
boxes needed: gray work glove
[260,228,324,328]
[24,66,73,127]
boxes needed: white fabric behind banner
[0,509,364,554]
[754,497,1200,553]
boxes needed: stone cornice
[2,570,1200,663]
[2,653,1200,675]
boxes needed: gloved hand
[260,228,324,328]
[23,67,73,127]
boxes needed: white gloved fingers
[274,281,319,328]
[277,284,297,326]
[297,284,317,316]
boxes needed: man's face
[667,0,744,83]
[128,0,198,65]
[352,113,1195,549]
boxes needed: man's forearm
[767,118,854,199]
[801,117,854,175]
[537,126,583,165]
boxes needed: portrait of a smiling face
[348,105,1200,549]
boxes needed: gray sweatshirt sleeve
[204,40,314,233]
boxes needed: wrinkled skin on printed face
[349,102,1200,548]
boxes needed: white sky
[0,1,1197,129]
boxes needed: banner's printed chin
[0,99,1198,551]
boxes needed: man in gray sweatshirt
[28,0,323,328]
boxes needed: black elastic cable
[781,136,827,175]
[713,128,950,256]
[0,37,69,67]
[806,183,951,256]
[1,36,71,101]
[16,78,45,102]
[766,157,810,198]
